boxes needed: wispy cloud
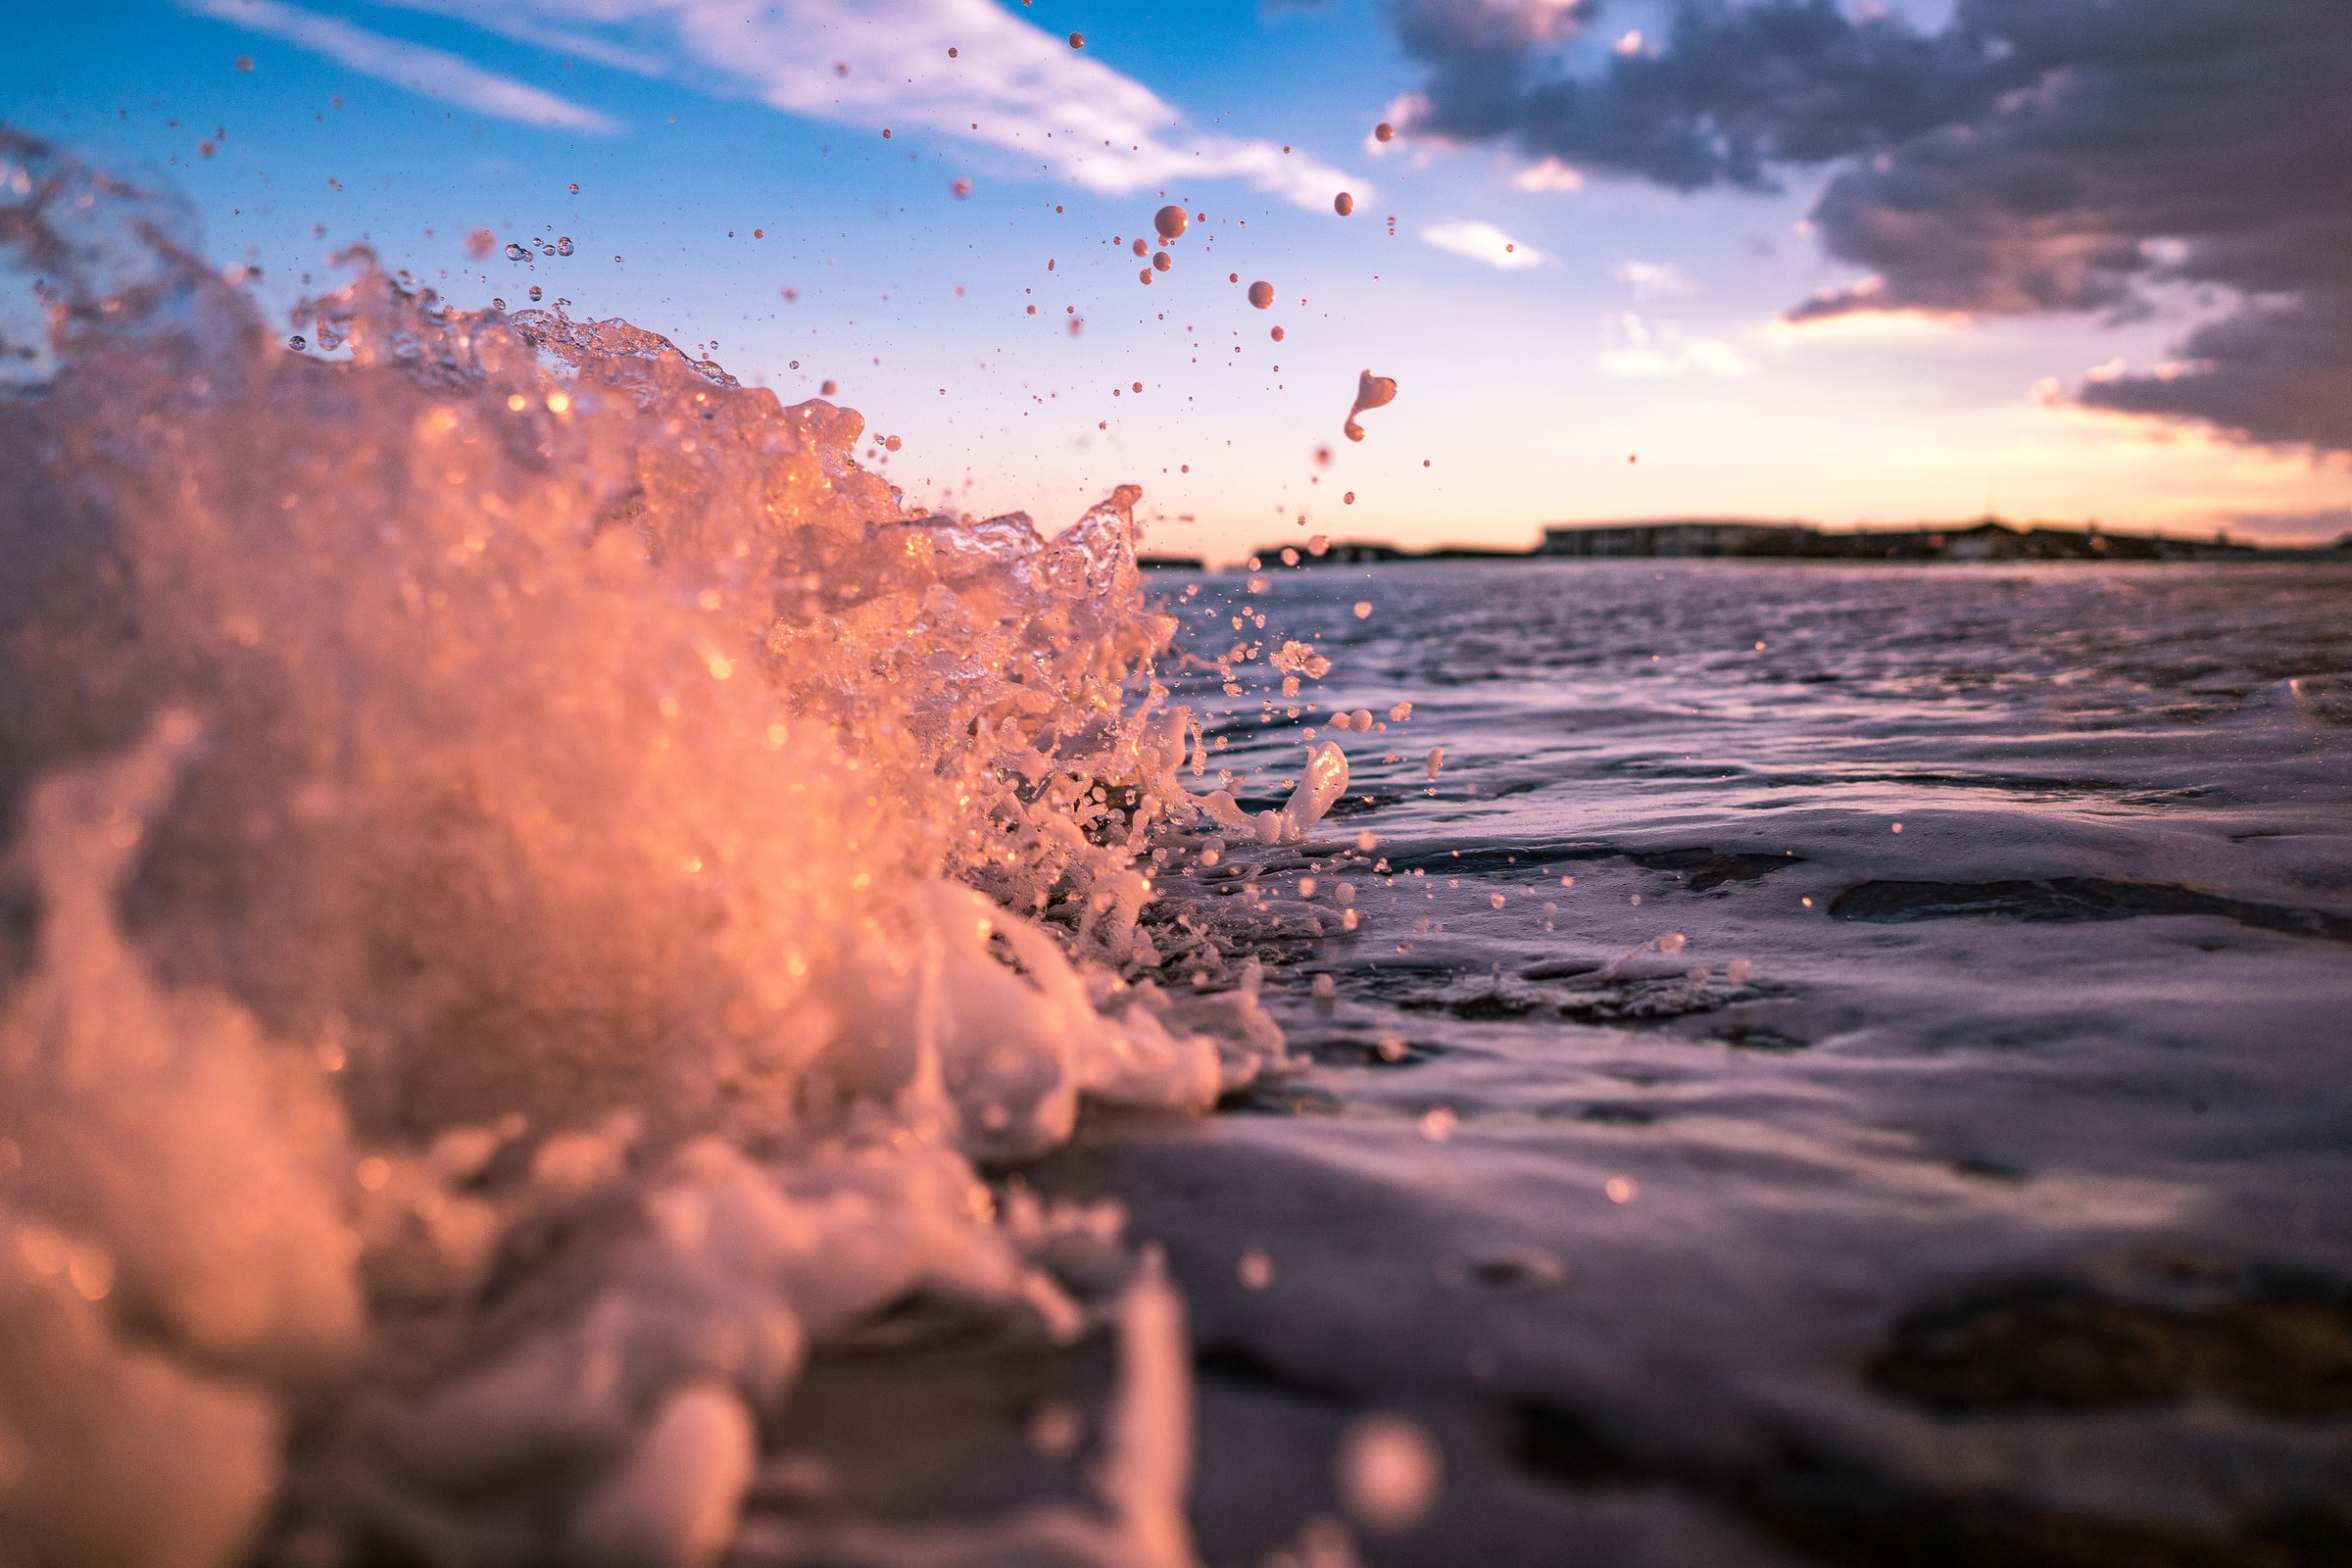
[1600,312,1755,378]
[179,0,618,132]
[1421,219,1541,269]
[1766,307,1969,343]
[1510,157,1583,192]
[1615,260,1691,299]
[377,0,1363,210]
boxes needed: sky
[5,0,2347,559]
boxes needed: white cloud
[1764,307,1970,343]
[1682,337,1756,376]
[1599,312,1756,377]
[1614,260,1691,299]
[1421,220,1542,270]
[1510,157,1583,192]
[178,0,618,132]
[373,0,1362,210]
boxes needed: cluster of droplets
[1128,201,1194,286]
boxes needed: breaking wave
[0,127,1332,1567]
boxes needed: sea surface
[785,559,2352,1567]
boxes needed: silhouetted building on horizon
[1535,519,1815,558]
[1536,516,2265,562]
[1151,516,2347,570]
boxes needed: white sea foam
[0,128,1279,1567]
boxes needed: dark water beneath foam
[788,561,2352,1567]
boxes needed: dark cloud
[1390,0,2352,450]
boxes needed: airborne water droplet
[1154,205,1188,240]
[556,236,573,255]
[1247,280,1274,310]
[1375,122,1395,142]
[286,334,306,350]
[1271,325,1285,342]
[1152,250,1171,271]
[504,243,528,261]
[1343,369,1397,442]
[1068,31,1083,48]
[1334,192,1354,217]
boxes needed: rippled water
[1002,559,2352,1567]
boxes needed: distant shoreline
[1139,516,2352,571]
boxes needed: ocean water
[5,127,2352,1568]
[1074,558,2352,1565]
[760,559,2352,1567]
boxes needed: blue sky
[8,0,2345,557]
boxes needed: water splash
[0,127,1278,1567]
